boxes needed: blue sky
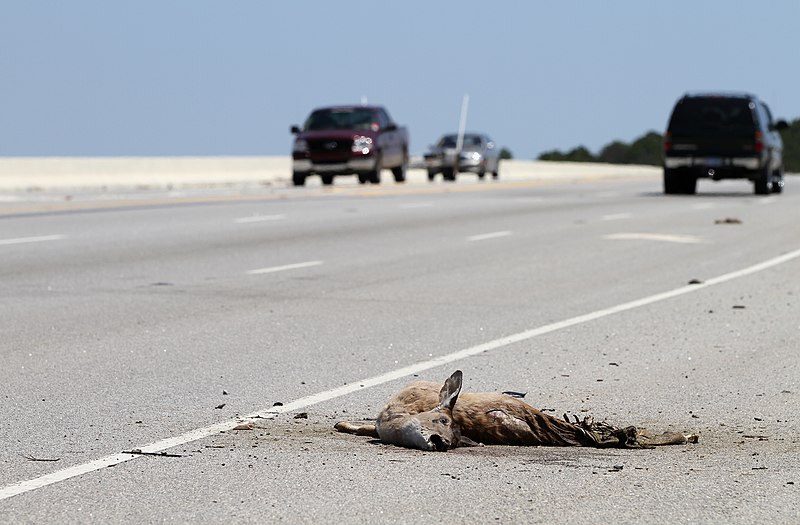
[2,1,799,159]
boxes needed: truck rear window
[668,98,756,135]
[305,109,376,131]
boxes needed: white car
[424,133,500,181]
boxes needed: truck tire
[369,154,382,184]
[427,169,437,181]
[392,163,406,183]
[321,174,334,186]
[292,171,308,187]
[358,174,369,184]
[442,168,456,182]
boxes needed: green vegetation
[538,130,664,165]
[499,147,513,160]
[537,121,800,172]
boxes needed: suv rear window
[668,98,756,136]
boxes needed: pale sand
[0,156,659,191]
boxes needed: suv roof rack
[681,91,756,100]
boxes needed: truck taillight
[663,131,672,153]
[293,138,309,154]
[754,131,764,152]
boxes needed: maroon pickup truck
[290,105,409,186]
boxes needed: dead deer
[335,370,698,451]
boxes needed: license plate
[704,157,723,167]
[314,164,346,172]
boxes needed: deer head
[415,370,463,451]
[377,370,464,451]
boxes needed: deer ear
[438,370,463,411]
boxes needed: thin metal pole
[454,94,469,176]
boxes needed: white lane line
[4,246,800,501]
[0,234,65,246]
[0,195,25,202]
[601,213,632,221]
[234,214,286,224]
[398,202,433,209]
[467,230,512,242]
[604,232,705,244]
[246,260,323,275]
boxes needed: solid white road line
[398,202,433,209]
[234,214,286,224]
[3,246,800,501]
[604,232,705,244]
[0,234,65,246]
[467,230,512,241]
[246,260,323,275]
[601,213,633,221]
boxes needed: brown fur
[335,370,698,450]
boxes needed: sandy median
[0,156,660,192]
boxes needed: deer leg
[635,430,700,446]
[334,421,379,438]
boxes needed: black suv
[663,93,788,195]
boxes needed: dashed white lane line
[398,202,433,209]
[601,213,633,221]
[246,260,323,275]
[0,234,65,246]
[467,230,512,242]
[604,232,705,244]
[234,214,286,224]
[4,246,800,501]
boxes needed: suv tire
[664,168,697,195]
[754,168,773,195]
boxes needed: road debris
[123,449,183,458]
[21,454,60,462]
[501,391,526,398]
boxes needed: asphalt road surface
[1,175,799,524]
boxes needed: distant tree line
[538,130,667,166]
[780,119,800,173]
[537,120,800,173]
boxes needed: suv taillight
[663,131,672,153]
[754,131,764,152]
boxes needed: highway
[1,175,799,523]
